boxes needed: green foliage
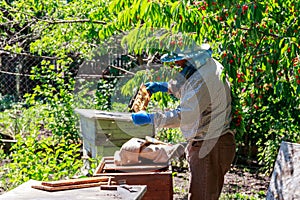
[220,192,265,200]
[156,128,185,144]
[16,0,109,59]
[0,94,17,112]
[114,0,300,174]
[73,80,98,109]
[121,66,178,96]
[0,104,88,192]
[0,104,47,138]
[0,108,18,138]
[0,133,82,191]
[121,71,152,97]
[121,66,183,143]
[2,0,300,175]
[95,79,118,111]
[25,63,79,140]
[111,102,129,112]
[151,92,184,144]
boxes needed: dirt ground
[172,165,270,199]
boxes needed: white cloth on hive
[114,137,185,166]
[116,138,145,165]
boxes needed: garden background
[0,0,299,199]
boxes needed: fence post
[16,63,22,101]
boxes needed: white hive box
[75,109,154,158]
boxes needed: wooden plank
[94,156,173,176]
[41,176,111,187]
[103,164,169,172]
[95,174,172,191]
[32,181,112,192]
[2,180,147,200]
[94,156,169,173]
[94,157,107,175]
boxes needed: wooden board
[95,173,172,200]
[94,157,169,173]
[41,176,110,187]
[266,141,300,199]
[32,182,111,192]
[1,180,147,200]
[93,156,173,200]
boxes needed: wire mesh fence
[0,52,43,101]
[0,49,141,105]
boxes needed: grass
[220,192,266,200]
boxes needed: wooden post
[266,141,300,199]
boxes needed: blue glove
[131,111,154,126]
[144,82,168,94]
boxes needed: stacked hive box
[75,109,154,158]
[94,157,173,200]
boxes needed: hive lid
[75,109,132,122]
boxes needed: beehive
[94,157,173,200]
[75,109,154,158]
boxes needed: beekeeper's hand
[132,111,154,125]
[145,82,168,94]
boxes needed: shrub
[25,62,79,140]
[0,133,82,191]
[0,94,17,112]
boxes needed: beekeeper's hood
[161,44,212,69]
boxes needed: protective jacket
[153,51,232,141]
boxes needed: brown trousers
[186,133,236,200]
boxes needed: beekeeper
[131,44,236,200]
